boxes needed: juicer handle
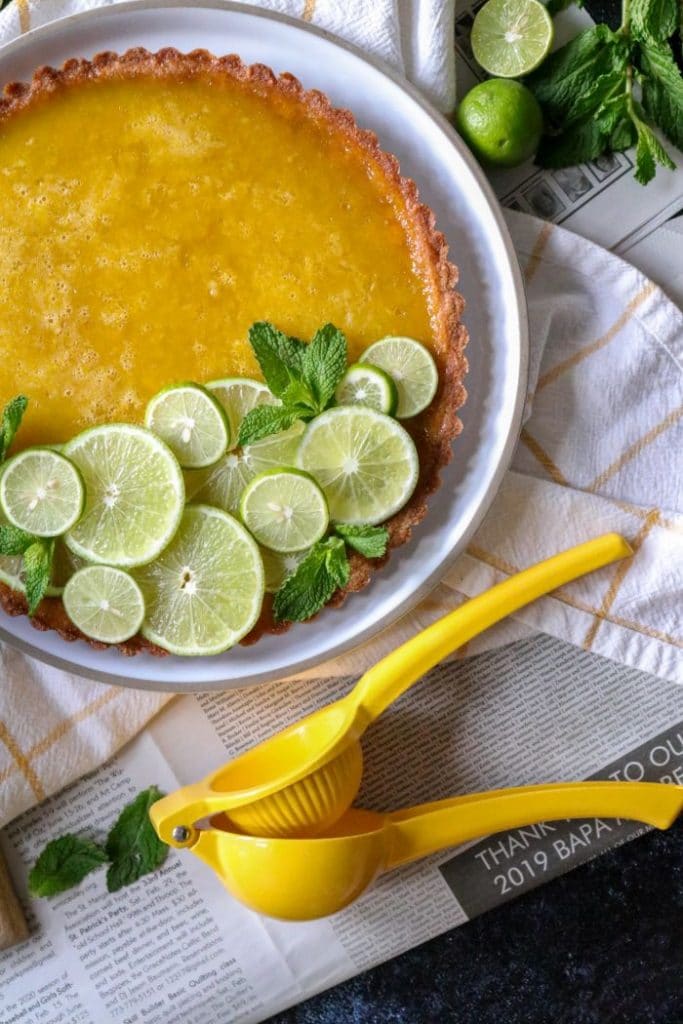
[150,783,238,848]
[386,782,683,869]
[353,534,632,723]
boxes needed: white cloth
[0,0,681,832]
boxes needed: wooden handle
[0,845,29,950]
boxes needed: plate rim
[0,0,529,691]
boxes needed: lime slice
[184,421,304,516]
[64,425,184,569]
[261,547,309,593]
[240,469,328,553]
[0,505,24,594]
[63,566,145,644]
[134,504,264,656]
[145,383,230,469]
[297,407,419,526]
[334,364,398,415]
[361,337,439,418]
[471,0,553,78]
[206,378,278,447]
[46,541,85,597]
[0,448,84,537]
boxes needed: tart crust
[0,48,468,656]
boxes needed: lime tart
[0,49,467,655]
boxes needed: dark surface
[269,819,683,1023]
[269,0,683,1020]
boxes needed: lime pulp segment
[470,0,553,78]
[145,383,230,469]
[261,547,309,593]
[297,406,419,526]
[361,337,439,418]
[63,565,145,644]
[240,469,329,553]
[134,504,264,656]
[0,448,84,537]
[64,425,185,569]
[335,364,398,415]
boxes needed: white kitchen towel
[0,0,681,832]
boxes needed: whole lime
[456,79,543,169]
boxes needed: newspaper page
[2,634,682,1023]
[458,5,683,251]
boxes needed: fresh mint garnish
[334,524,389,559]
[0,524,36,556]
[528,0,683,185]
[29,787,169,899]
[105,785,169,893]
[273,536,350,623]
[0,395,28,463]
[28,835,108,897]
[238,321,348,445]
[23,539,55,615]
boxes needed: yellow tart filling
[0,74,435,448]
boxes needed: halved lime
[261,547,309,593]
[297,407,419,525]
[184,421,304,516]
[361,337,439,418]
[0,448,84,537]
[63,566,145,644]
[64,425,184,568]
[334,364,398,415]
[471,0,553,78]
[145,383,229,469]
[134,504,264,656]
[206,378,278,447]
[240,469,328,553]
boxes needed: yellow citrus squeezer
[152,533,631,847]
[155,782,683,921]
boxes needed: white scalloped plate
[0,1,528,691]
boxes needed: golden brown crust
[0,47,468,656]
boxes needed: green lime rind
[206,378,278,448]
[0,447,85,537]
[144,382,230,470]
[334,363,399,416]
[134,504,264,656]
[471,0,553,78]
[64,424,185,569]
[63,565,145,644]
[360,337,439,419]
[240,468,329,554]
[297,406,419,526]
[184,420,304,516]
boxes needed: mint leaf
[639,41,683,151]
[536,111,611,167]
[0,395,28,462]
[0,524,35,556]
[527,26,628,127]
[302,324,348,411]
[237,404,302,446]
[273,537,350,622]
[248,322,306,399]
[335,524,389,559]
[23,539,54,615]
[634,116,675,184]
[105,786,168,893]
[631,0,677,42]
[28,835,108,897]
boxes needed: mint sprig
[528,0,683,185]
[28,835,108,897]
[238,321,348,446]
[23,539,55,615]
[0,395,27,463]
[273,525,389,622]
[29,786,168,898]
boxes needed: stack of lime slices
[0,334,439,655]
